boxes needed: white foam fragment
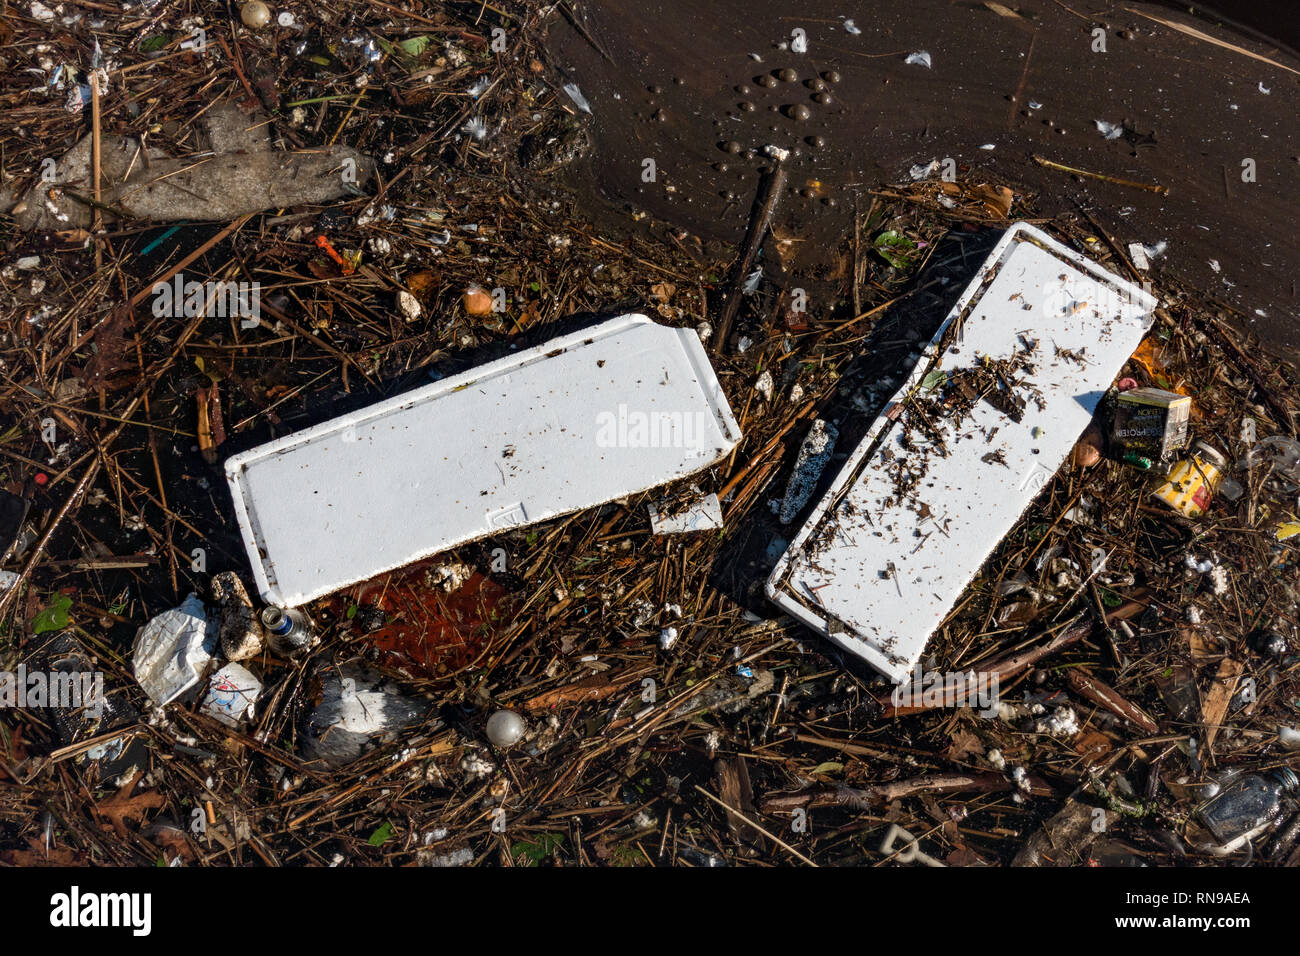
[905,51,932,68]
[227,314,741,605]
[1129,243,1150,271]
[766,223,1156,682]
[649,492,723,534]
[910,159,939,180]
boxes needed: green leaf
[396,36,432,57]
[525,531,539,546]
[920,370,948,392]
[511,832,564,865]
[140,34,170,52]
[874,229,920,270]
[346,604,358,620]
[32,594,72,635]
[810,761,843,776]
[368,822,394,846]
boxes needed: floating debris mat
[766,223,1157,682]
[227,314,741,606]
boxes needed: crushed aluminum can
[1152,441,1227,518]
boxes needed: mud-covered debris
[211,572,262,662]
[24,631,147,787]
[1013,798,1102,866]
[778,419,838,524]
[1,103,373,230]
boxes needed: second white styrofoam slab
[766,223,1157,683]
[227,314,741,606]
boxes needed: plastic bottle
[1196,767,1298,844]
[260,606,316,656]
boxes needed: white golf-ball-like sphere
[486,710,525,748]
[240,2,271,28]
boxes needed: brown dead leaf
[94,771,166,839]
[649,281,675,304]
[1073,730,1113,764]
[406,269,439,300]
[81,306,135,388]
[1181,626,1217,662]
[945,729,982,762]
[964,183,1013,218]
[0,837,84,867]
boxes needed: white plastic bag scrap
[132,593,215,706]
[201,663,262,726]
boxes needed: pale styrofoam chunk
[766,223,1157,683]
[227,314,740,606]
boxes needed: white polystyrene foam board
[766,222,1157,683]
[227,314,741,606]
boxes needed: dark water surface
[548,0,1299,356]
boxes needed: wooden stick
[91,71,103,270]
[713,162,787,353]
[1066,668,1159,734]
[882,614,1093,716]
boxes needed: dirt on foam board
[766,223,1157,683]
